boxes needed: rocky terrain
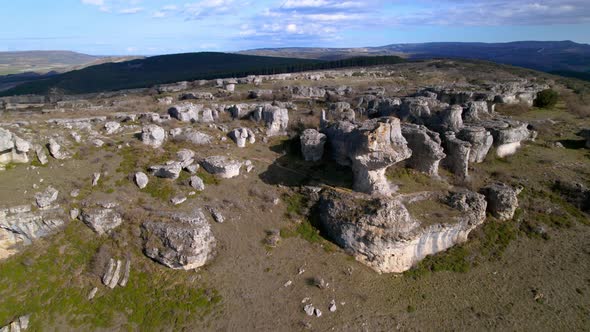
[0,59,589,331]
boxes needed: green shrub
[534,89,559,108]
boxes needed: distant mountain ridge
[240,40,590,74]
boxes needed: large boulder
[322,116,412,196]
[141,124,166,148]
[300,129,327,162]
[0,128,31,166]
[142,209,216,270]
[262,105,289,137]
[201,156,242,178]
[168,103,200,123]
[170,128,213,145]
[149,161,183,179]
[480,119,530,157]
[80,207,123,235]
[401,124,446,177]
[481,183,522,220]
[317,189,486,273]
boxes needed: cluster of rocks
[101,257,131,289]
[0,128,31,168]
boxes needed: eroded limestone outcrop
[300,129,327,162]
[322,116,412,196]
[401,124,445,177]
[317,189,486,273]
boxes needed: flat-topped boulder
[142,209,216,270]
[457,126,493,163]
[481,183,522,221]
[168,103,200,123]
[317,189,486,273]
[201,156,242,178]
[170,128,213,145]
[80,206,123,235]
[300,129,327,162]
[141,124,166,148]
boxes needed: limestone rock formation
[481,183,522,220]
[300,129,327,162]
[262,105,289,137]
[401,124,446,176]
[0,128,31,167]
[149,161,183,180]
[168,103,200,123]
[442,132,471,179]
[141,124,166,148]
[480,119,530,157]
[47,138,68,160]
[201,156,242,178]
[80,207,123,235]
[457,126,493,163]
[0,205,66,259]
[104,121,121,135]
[318,189,486,273]
[229,128,256,148]
[189,176,205,191]
[170,128,213,145]
[142,209,216,270]
[322,116,412,196]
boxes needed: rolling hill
[0,53,403,96]
[240,41,590,76]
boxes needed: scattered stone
[34,145,48,165]
[313,276,327,289]
[304,304,315,316]
[47,138,67,159]
[314,308,322,317]
[329,300,337,312]
[0,315,30,331]
[34,186,59,209]
[185,164,200,174]
[134,172,149,189]
[189,176,205,191]
[104,121,121,134]
[92,172,101,186]
[168,103,199,122]
[284,280,293,287]
[70,208,80,220]
[80,208,123,235]
[88,287,98,300]
[207,206,225,223]
[70,189,80,198]
[171,196,187,205]
[92,139,105,147]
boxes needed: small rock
[34,186,59,209]
[314,308,322,317]
[329,300,337,312]
[313,276,327,289]
[189,176,205,191]
[105,121,121,134]
[171,196,187,205]
[304,304,315,316]
[134,172,149,189]
[70,208,80,220]
[185,164,200,174]
[92,172,101,186]
[284,280,293,287]
[92,139,105,147]
[88,287,98,300]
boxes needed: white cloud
[152,10,166,18]
[81,0,104,5]
[119,7,143,14]
[286,23,298,33]
[162,5,178,11]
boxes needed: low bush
[534,89,559,108]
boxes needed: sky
[1,0,590,55]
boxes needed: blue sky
[1,0,589,55]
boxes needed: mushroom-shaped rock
[317,189,486,273]
[229,128,256,148]
[201,156,242,178]
[481,183,522,221]
[401,124,446,177]
[300,129,327,162]
[322,117,412,196]
[141,209,216,270]
[141,124,166,148]
[80,208,123,235]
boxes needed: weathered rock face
[398,98,431,123]
[300,129,327,162]
[141,124,166,148]
[463,101,492,122]
[102,257,131,289]
[0,205,66,259]
[229,128,255,148]
[168,103,200,123]
[0,128,30,166]
[48,138,68,160]
[401,124,446,177]
[104,121,121,135]
[442,132,471,179]
[440,105,464,132]
[480,120,530,157]
[457,126,493,163]
[291,86,326,99]
[262,106,289,137]
[327,102,355,122]
[481,183,522,220]
[142,209,216,270]
[322,116,412,196]
[189,176,205,191]
[80,207,123,235]
[180,91,214,101]
[317,189,486,273]
[201,156,242,178]
[157,81,188,93]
